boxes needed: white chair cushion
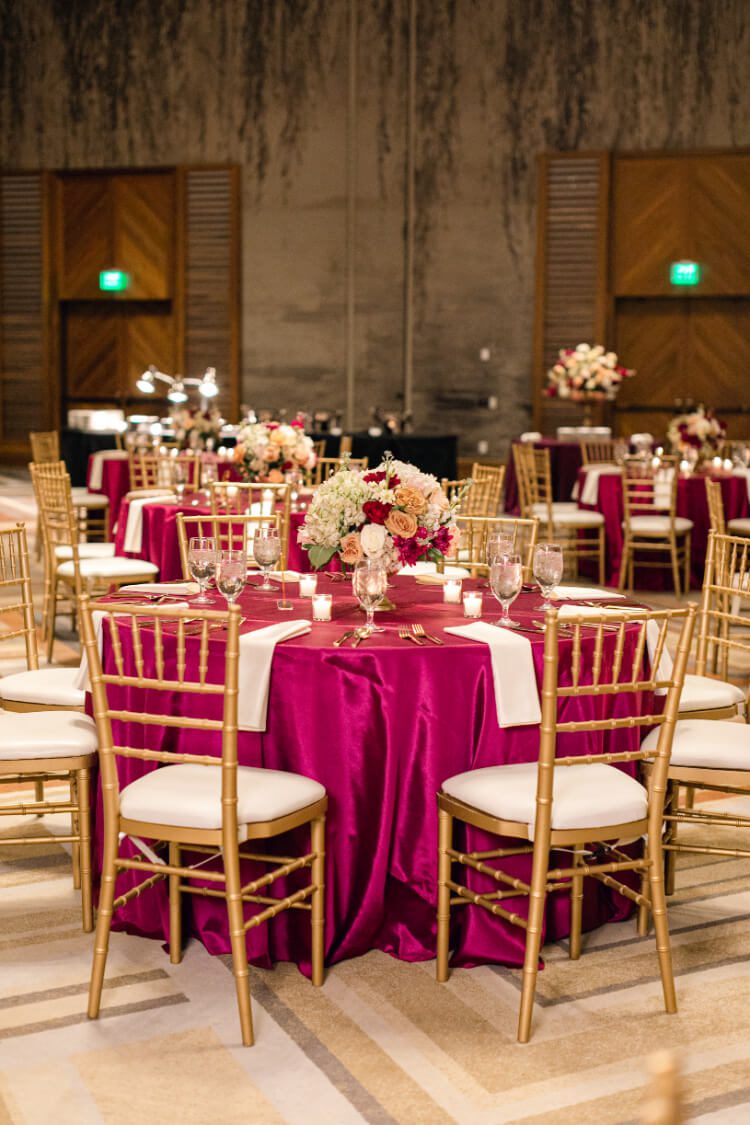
[71,489,109,509]
[57,556,159,579]
[678,674,745,714]
[55,543,115,561]
[625,515,693,534]
[728,518,750,536]
[532,503,604,528]
[441,761,647,838]
[642,718,750,770]
[0,667,85,708]
[119,763,326,834]
[0,711,97,760]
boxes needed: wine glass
[201,458,218,501]
[533,542,564,608]
[486,531,515,567]
[489,553,523,628]
[216,549,247,606]
[188,536,217,605]
[352,558,387,633]
[252,525,281,590]
[172,458,189,503]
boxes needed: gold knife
[333,630,355,647]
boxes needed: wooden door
[614,299,690,437]
[612,158,690,296]
[690,156,750,295]
[688,299,750,410]
[57,175,113,300]
[64,305,175,405]
[114,173,174,298]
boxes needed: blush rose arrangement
[171,404,223,451]
[667,405,726,461]
[298,454,463,572]
[545,343,635,398]
[233,414,317,483]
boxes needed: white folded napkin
[269,570,301,582]
[402,561,471,583]
[557,605,673,681]
[553,586,625,600]
[520,432,542,443]
[579,464,621,506]
[88,449,129,490]
[119,582,200,596]
[443,622,541,728]
[238,621,311,731]
[123,495,178,553]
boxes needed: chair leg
[669,536,681,598]
[70,773,81,889]
[88,820,119,1017]
[46,582,58,664]
[34,778,45,806]
[310,816,326,987]
[224,839,254,1046]
[648,833,677,1014]
[77,768,93,933]
[664,780,678,897]
[517,840,550,1043]
[436,807,453,983]
[569,847,584,960]
[618,539,630,593]
[637,862,650,937]
[169,842,183,964]
[684,531,691,593]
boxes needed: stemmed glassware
[532,542,564,608]
[201,459,218,502]
[216,549,247,606]
[252,525,281,590]
[187,536,218,605]
[486,531,515,568]
[172,458,190,503]
[489,552,523,628]
[352,558,387,633]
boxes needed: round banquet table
[577,467,749,589]
[504,438,583,514]
[92,577,653,975]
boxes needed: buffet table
[93,576,650,972]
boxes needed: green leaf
[306,544,338,570]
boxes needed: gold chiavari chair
[31,463,158,662]
[339,435,353,455]
[209,481,291,568]
[310,456,368,486]
[445,515,539,580]
[642,532,750,897]
[437,603,695,1043]
[128,452,200,492]
[0,525,95,930]
[442,463,506,516]
[619,456,692,596]
[705,477,750,538]
[29,434,110,543]
[177,511,283,578]
[80,596,327,1046]
[640,1050,684,1125]
[312,439,326,461]
[514,443,606,584]
[580,438,618,466]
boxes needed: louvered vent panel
[0,175,46,443]
[184,169,237,419]
[542,157,604,371]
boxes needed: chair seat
[642,718,750,770]
[0,667,85,708]
[625,515,693,534]
[119,763,326,834]
[531,503,604,528]
[441,761,647,838]
[728,518,750,536]
[57,556,159,580]
[71,489,110,509]
[678,673,745,714]
[0,711,97,760]
[55,543,115,561]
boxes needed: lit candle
[170,447,179,459]
[299,573,318,597]
[724,458,733,472]
[218,445,227,459]
[463,591,483,618]
[712,456,722,470]
[262,487,274,516]
[680,459,690,474]
[655,446,664,456]
[651,456,660,470]
[443,578,463,604]
[312,593,332,622]
[226,484,238,502]
[159,444,167,456]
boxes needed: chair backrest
[312,439,326,461]
[30,462,89,597]
[128,453,199,492]
[536,604,695,843]
[695,530,750,683]
[441,478,469,506]
[512,443,536,518]
[580,439,617,466]
[704,478,726,535]
[80,596,242,838]
[448,515,539,579]
[209,481,291,565]
[29,431,60,463]
[310,456,368,486]
[176,511,282,578]
[339,435,353,455]
[462,463,505,516]
[0,523,39,672]
[622,456,679,524]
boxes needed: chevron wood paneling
[689,299,750,410]
[691,156,750,295]
[615,299,689,436]
[126,308,175,391]
[612,158,689,296]
[0,173,48,448]
[115,173,174,299]
[64,307,121,400]
[57,175,113,300]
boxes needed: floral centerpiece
[545,343,635,399]
[298,453,461,572]
[171,404,223,451]
[667,406,726,462]
[233,413,317,482]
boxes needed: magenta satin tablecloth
[578,468,749,588]
[93,577,651,975]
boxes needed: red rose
[363,500,393,525]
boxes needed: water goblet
[486,531,515,567]
[532,542,564,608]
[352,558,387,633]
[172,458,190,503]
[489,553,523,628]
[253,525,281,590]
[201,458,218,501]
[216,549,247,606]
[188,536,217,605]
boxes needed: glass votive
[443,578,463,604]
[312,593,332,622]
[262,487,274,515]
[218,445,227,458]
[299,573,318,597]
[712,456,722,470]
[463,591,483,618]
[680,459,690,474]
[723,458,733,472]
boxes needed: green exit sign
[99,269,130,292]
[670,260,701,286]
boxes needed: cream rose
[394,485,428,516]
[385,509,418,538]
[360,523,387,557]
[340,532,364,565]
[431,488,450,511]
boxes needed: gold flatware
[333,630,356,647]
[399,626,425,646]
[351,627,372,647]
[412,623,443,645]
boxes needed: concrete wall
[2,0,748,456]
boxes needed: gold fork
[399,626,424,646]
[412,623,443,646]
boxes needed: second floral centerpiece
[298,454,461,573]
[233,414,318,482]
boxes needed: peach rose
[385,509,418,538]
[340,532,364,565]
[432,488,450,511]
[394,485,428,516]
[266,469,284,483]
